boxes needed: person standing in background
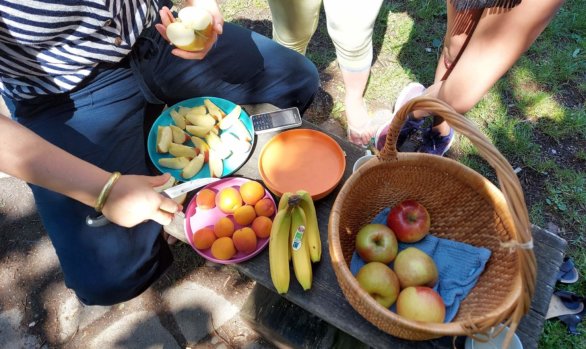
[268,0,386,146]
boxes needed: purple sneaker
[420,128,455,156]
[374,116,425,150]
[374,82,426,150]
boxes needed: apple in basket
[166,6,213,52]
[386,200,430,243]
[396,286,445,323]
[355,224,398,264]
[355,262,400,308]
[393,247,438,288]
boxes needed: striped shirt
[0,0,161,100]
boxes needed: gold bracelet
[94,171,122,212]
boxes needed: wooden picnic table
[229,105,567,349]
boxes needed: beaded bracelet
[94,171,121,212]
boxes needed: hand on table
[101,173,182,227]
[155,1,224,60]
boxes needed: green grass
[218,0,585,347]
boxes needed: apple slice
[186,124,213,138]
[219,105,241,130]
[204,99,225,122]
[191,136,210,162]
[170,125,190,144]
[205,132,232,159]
[185,113,216,128]
[181,153,205,179]
[158,157,190,169]
[156,126,173,153]
[228,119,252,142]
[169,109,186,129]
[152,175,186,204]
[168,143,198,158]
[153,174,176,192]
[220,132,252,154]
[208,150,224,178]
[188,105,207,117]
[177,106,191,118]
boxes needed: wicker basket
[328,97,536,345]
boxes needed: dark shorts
[4,22,319,305]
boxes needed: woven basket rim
[329,152,523,337]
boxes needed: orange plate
[258,129,346,200]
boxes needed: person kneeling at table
[0,0,319,306]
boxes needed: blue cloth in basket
[350,208,491,322]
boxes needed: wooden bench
[226,104,567,349]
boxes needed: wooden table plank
[230,108,567,349]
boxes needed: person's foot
[419,127,455,156]
[374,82,427,150]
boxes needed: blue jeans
[4,23,319,305]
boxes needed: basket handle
[380,96,537,344]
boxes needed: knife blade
[86,177,221,227]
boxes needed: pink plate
[184,177,276,264]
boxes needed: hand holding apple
[156,3,223,59]
[355,224,398,264]
[356,262,401,308]
[386,200,430,243]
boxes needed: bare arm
[0,115,180,227]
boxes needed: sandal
[547,290,585,334]
[557,257,579,284]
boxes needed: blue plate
[147,97,255,182]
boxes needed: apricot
[232,227,257,254]
[234,205,257,226]
[254,198,275,217]
[251,216,273,239]
[192,227,216,250]
[239,181,265,205]
[214,216,235,238]
[196,188,216,209]
[217,187,243,214]
[211,237,236,260]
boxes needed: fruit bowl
[184,177,276,264]
[147,97,255,182]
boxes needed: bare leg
[422,0,564,136]
[342,68,372,145]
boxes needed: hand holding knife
[86,177,220,227]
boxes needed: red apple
[396,286,445,323]
[355,262,400,308]
[355,224,398,263]
[393,247,438,288]
[386,200,430,243]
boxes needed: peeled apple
[166,7,213,52]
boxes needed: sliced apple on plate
[228,119,252,142]
[185,113,216,129]
[208,150,224,178]
[204,99,225,122]
[168,143,198,158]
[219,105,241,130]
[191,136,210,162]
[186,124,213,138]
[169,109,186,129]
[158,156,190,169]
[156,126,173,153]
[181,153,205,179]
[205,132,232,159]
[220,132,252,154]
[170,125,190,144]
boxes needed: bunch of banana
[269,190,321,294]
